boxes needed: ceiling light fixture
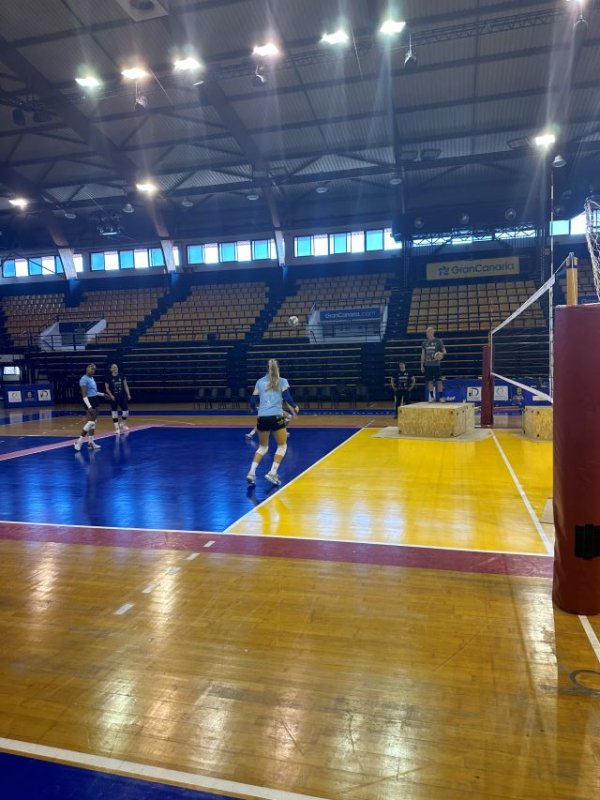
[134,90,149,111]
[63,210,77,220]
[504,208,517,221]
[252,42,280,58]
[251,65,267,87]
[247,192,260,201]
[136,181,158,195]
[173,56,202,72]
[534,132,556,148]
[121,66,150,80]
[389,175,403,186]
[315,184,328,194]
[321,30,349,46]
[379,19,406,36]
[122,202,135,213]
[404,34,417,67]
[76,75,101,88]
[9,198,29,209]
[181,198,194,208]
[552,154,567,168]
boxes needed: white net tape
[584,196,600,301]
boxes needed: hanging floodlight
[9,198,29,209]
[173,56,202,72]
[534,132,556,148]
[252,42,280,58]
[321,30,349,45]
[76,75,101,88]
[122,66,150,80]
[552,154,567,168]
[379,19,406,36]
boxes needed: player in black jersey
[105,364,132,434]
[391,361,416,413]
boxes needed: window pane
[332,232,348,254]
[204,243,219,264]
[220,242,236,262]
[42,256,56,274]
[313,234,328,256]
[174,247,180,266]
[269,240,278,260]
[149,248,164,267]
[15,259,28,277]
[28,258,43,276]
[104,251,119,270]
[91,253,104,271]
[384,228,402,250]
[551,220,569,236]
[295,236,312,257]
[74,254,83,273]
[187,245,203,264]
[56,256,65,274]
[134,249,149,269]
[119,250,134,269]
[350,231,365,253]
[253,240,269,260]
[3,260,15,278]
[366,229,384,251]
[237,241,252,262]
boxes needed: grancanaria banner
[426,257,520,281]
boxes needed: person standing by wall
[421,326,447,402]
[391,361,416,412]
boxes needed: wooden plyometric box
[397,402,475,438]
[523,406,553,440]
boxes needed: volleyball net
[489,254,576,404]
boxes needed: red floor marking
[0,426,155,461]
[0,521,552,578]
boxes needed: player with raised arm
[421,325,447,402]
[73,363,105,451]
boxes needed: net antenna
[584,195,600,300]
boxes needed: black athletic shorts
[84,395,103,410]
[110,394,129,412]
[424,365,442,382]
[257,415,286,432]
[395,389,411,407]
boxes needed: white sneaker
[245,430,256,440]
[88,441,102,450]
[246,473,256,484]
[120,425,130,432]
[114,428,121,435]
[74,441,82,451]
[265,472,281,486]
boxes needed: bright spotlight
[136,182,158,195]
[534,133,556,148]
[379,19,406,36]
[121,66,150,80]
[321,30,349,45]
[252,42,280,58]
[9,198,29,209]
[76,75,101,88]
[173,56,202,72]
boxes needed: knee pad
[257,445,268,456]
[111,412,119,421]
[275,444,287,458]
[122,411,129,419]
[83,421,94,432]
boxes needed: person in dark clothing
[105,363,132,434]
[391,361,416,412]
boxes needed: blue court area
[0,426,352,532]
[0,751,239,800]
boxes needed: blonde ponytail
[267,359,280,391]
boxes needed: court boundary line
[0,737,331,800]
[223,427,365,534]
[578,616,600,664]
[0,518,551,559]
[490,431,553,555]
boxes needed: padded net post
[553,305,600,615]
[481,342,493,427]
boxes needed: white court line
[114,603,135,616]
[490,431,553,555]
[185,552,200,561]
[0,737,332,800]
[166,567,180,575]
[141,584,158,595]
[224,427,365,533]
[578,616,600,664]
[0,516,551,558]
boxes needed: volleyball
[433,351,444,361]
[288,315,300,326]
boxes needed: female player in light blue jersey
[74,363,105,451]
[246,359,299,486]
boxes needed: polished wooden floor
[0,406,599,800]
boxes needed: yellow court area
[229,428,553,555]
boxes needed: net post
[553,305,600,615]
[481,333,494,427]
[566,252,578,306]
